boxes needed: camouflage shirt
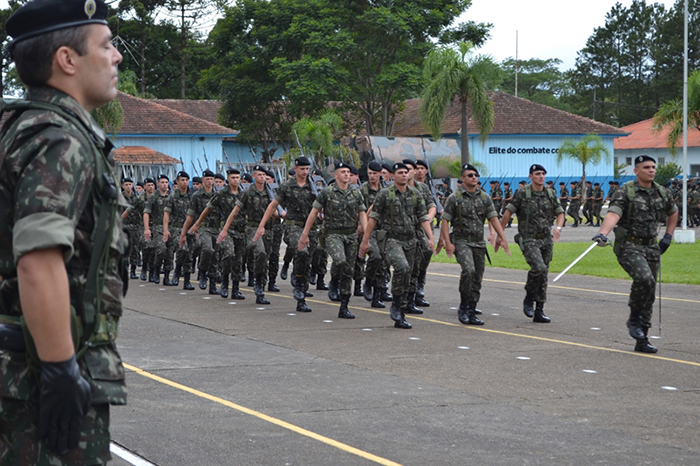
[187,188,219,229]
[608,180,677,238]
[207,187,247,231]
[370,185,428,236]
[592,187,604,204]
[235,184,272,225]
[122,190,143,226]
[569,186,582,203]
[144,191,171,228]
[442,187,497,242]
[275,177,316,222]
[506,185,564,239]
[313,184,366,231]
[164,188,191,228]
[0,86,126,404]
[414,181,437,211]
[360,181,381,209]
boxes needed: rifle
[222,146,233,172]
[264,181,284,217]
[419,137,443,214]
[203,148,211,173]
[293,130,320,196]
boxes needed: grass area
[432,240,700,285]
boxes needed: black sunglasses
[465,173,479,178]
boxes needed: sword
[552,242,597,283]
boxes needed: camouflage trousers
[286,225,318,287]
[353,235,364,282]
[219,229,246,280]
[560,200,568,213]
[311,243,329,278]
[616,242,660,328]
[171,227,194,274]
[153,226,175,274]
[364,231,383,287]
[411,229,432,292]
[197,227,219,280]
[592,201,603,222]
[0,400,111,466]
[326,233,358,296]
[268,223,284,281]
[141,228,156,272]
[521,238,553,303]
[246,226,272,283]
[384,237,417,307]
[454,239,486,302]
[567,201,581,222]
[282,224,295,266]
[124,224,141,269]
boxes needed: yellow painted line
[123,362,402,466]
[428,272,700,304]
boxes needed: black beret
[503,182,510,186]
[192,176,202,183]
[6,0,109,50]
[288,168,296,176]
[442,177,451,184]
[381,163,393,172]
[242,173,253,182]
[313,168,323,176]
[265,169,275,179]
[594,182,600,186]
[559,181,565,185]
[415,159,428,169]
[335,162,351,171]
[489,180,496,184]
[546,180,554,185]
[367,161,382,172]
[529,164,547,174]
[136,181,144,187]
[176,171,189,179]
[158,174,169,181]
[348,165,359,176]
[392,162,408,172]
[121,177,133,184]
[570,180,578,184]
[614,181,620,185]
[253,164,266,173]
[461,163,479,175]
[226,167,240,175]
[608,180,614,184]
[635,155,655,165]
[144,178,155,184]
[294,156,311,167]
[214,173,225,181]
[402,158,416,168]
[202,169,215,178]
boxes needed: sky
[461,0,678,70]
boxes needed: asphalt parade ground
[110,234,699,465]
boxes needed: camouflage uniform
[359,182,384,298]
[0,86,126,465]
[592,186,604,225]
[567,185,582,224]
[314,185,366,297]
[236,185,273,288]
[490,183,503,217]
[144,190,173,280]
[442,187,497,303]
[411,181,436,305]
[609,181,677,330]
[558,186,569,212]
[207,187,246,286]
[502,186,513,216]
[369,185,428,310]
[165,188,193,276]
[121,190,143,275]
[187,189,219,283]
[506,185,564,304]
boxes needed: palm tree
[291,110,359,168]
[556,134,611,199]
[419,42,501,165]
[652,69,700,155]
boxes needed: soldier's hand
[428,239,436,255]
[358,240,369,258]
[553,226,562,243]
[188,225,199,235]
[445,242,455,258]
[592,233,611,247]
[162,230,170,242]
[217,230,228,244]
[298,235,309,251]
[488,232,496,248]
[39,355,91,455]
[499,237,511,256]
[435,237,444,255]
[659,233,672,254]
[144,229,151,241]
[253,225,265,242]
[178,235,186,249]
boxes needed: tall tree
[498,57,573,111]
[556,134,611,200]
[419,42,500,165]
[652,69,700,154]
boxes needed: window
[691,164,700,177]
[625,157,632,165]
[658,157,665,166]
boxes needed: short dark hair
[12,25,90,87]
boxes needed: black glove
[39,355,92,455]
[592,233,611,247]
[659,233,672,254]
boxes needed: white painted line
[256,307,266,310]
[110,443,156,466]
[491,313,499,316]
[158,288,165,291]
[362,328,372,331]
[661,386,678,391]
[516,356,531,360]
[322,320,333,323]
[228,302,236,305]
[590,327,601,330]
[203,297,211,300]
[457,346,469,350]
[650,335,661,339]
[287,313,296,316]
[582,370,597,374]
[179,292,187,295]
[409,337,420,340]
[449,307,458,310]
[139,284,145,287]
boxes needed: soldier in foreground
[360,163,435,329]
[501,164,565,323]
[440,164,510,325]
[0,0,126,462]
[358,161,387,308]
[592,155,677,353]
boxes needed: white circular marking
[228,302,236,305]
[180,292,187,295]
[362,328,372,331]
[491,313,499,316]
[457,346,470,350]
[203,297,211,300]
[287,313,296,316]
[256,307,266,310]
[582,370,597,374]
[323,320,333,323]
[409,337,420,340]
[590,327,601,330]
[661,386,678,391]
[139,284,145,287]
[449,307,458,310]
[516,356,531,360]
[650,335,661,339]
[159,288,166,291]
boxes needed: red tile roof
[392,92,628,137]
[151,99,224,126]
[117,92,237,136]
[113,146,180,165]
[614,118,700,149]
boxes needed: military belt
[454,233,483,242]
[325,228,356,236]
[386,232,415,241]
[523,232,551,240]
[247,221,261,227]
[623,235,657,246]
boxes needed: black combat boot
[457,294,470,325]
[371,288,385,308]
[328,277,340,302]
[316,274,328,290]
[230,280,245,300]
[533,301,551,323]
[198,270,207,290]
[268,277,280,292]
[523,294,535,318]
[380,289,393,302]
[220,274,229,298]
[414,292,430,307]
[254,274,270,304]
[183,273,195,290]
[362,280,373,301]
[208,278,219,295]
[280,262,289,280]
[150,267,159,284]
[338,295,355,319]
[171,266,181,286]
[163,272,175,286]
[391,302,411,329]
[572,219,578,228]
[626,312,645,340]
[296,299,311,313]
[354,280,363,297]
[403,292,423,315]
[634,327,658,353]
[247,272,255,288]
[140,265,147,281]
[291,275,305,301]
[130,265,138,280]
[416,271,426,298]
[466,301,484,325]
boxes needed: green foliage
[431,156,488,178]
[652,69,700,155]
[614,161,629,179]
[654,161,683,185]
[557,134,611,198]
[497,57,573,112]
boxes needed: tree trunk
[461,98,470,165]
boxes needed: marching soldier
[163,171,195,290]
[360,162,435,329]
[583,181,594,225]
[501,164,565,324]
[218,165,274,305]
[299,163,367,319]
[490,180,503,217]
[143,174,173,285]
[558,181,569,227]
[567,180,582,227]
[121,177,142,279]
[265,170,284,293]
[502,181,513,223]
[358,161,387,308]
[440,164,510,325]
[593,155,677,353]
[140,177,157,279]
[592,182,604,226]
